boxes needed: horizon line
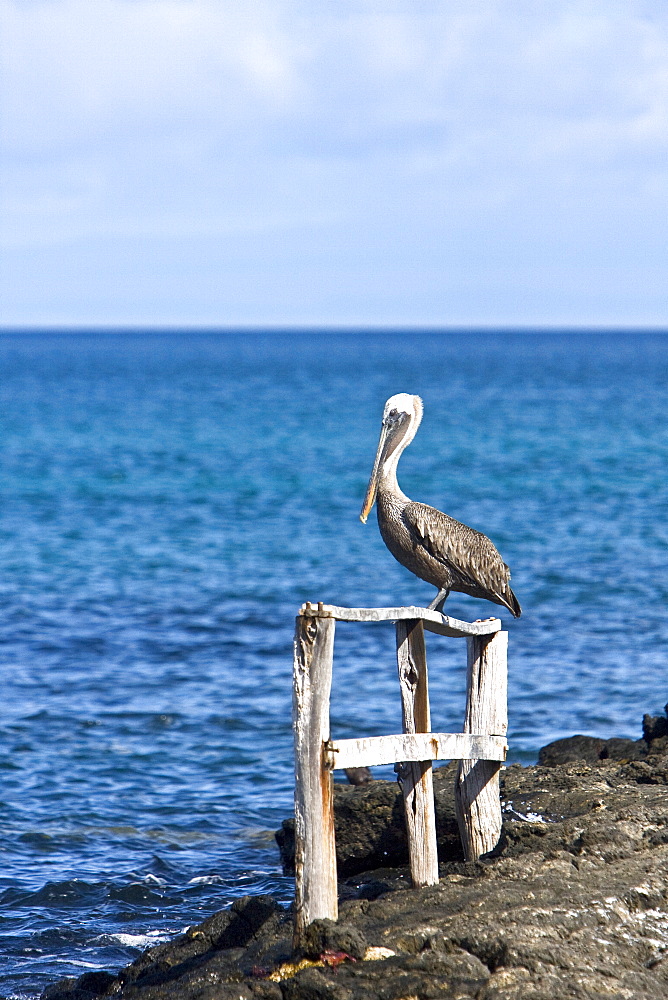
[2,324,668,335]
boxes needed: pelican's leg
[427,588,450,613]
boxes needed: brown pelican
[360,393,521,618]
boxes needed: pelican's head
[360,393,423,523]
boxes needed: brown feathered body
[377,489,521,618]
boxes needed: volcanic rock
[44,747,668,1000]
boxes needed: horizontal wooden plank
[299,603,501,638]
[324,732,507,770]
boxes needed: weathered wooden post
[395,619,439,887]
[292,602,509,949]
[292,611,338,946]
[455,630,508,860]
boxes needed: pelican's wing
[403,501,513,596]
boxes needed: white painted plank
[299,602,501,638]
[325,732,508,769]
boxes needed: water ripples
[1,331,668,995]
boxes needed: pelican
[360,393,521,618]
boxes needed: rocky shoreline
[44,709,668,1000]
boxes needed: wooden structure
[292,602,508,946]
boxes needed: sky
[1,0,668,328]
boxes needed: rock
[300,918,367,960]
[43,744,668,999]
[538,732,650,766]
[225,895,284,947]
[344,766,373,786]
[537,734,607,765]
[112,894,284,993]
[41,979,78,1000]
[42,971,117,1000]
[601,736,648,760]
[76,973,117,995]
[643,709,668,743]
[281,967,347,1000]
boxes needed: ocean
[1,329,667,997]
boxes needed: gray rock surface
[643,705,668,747]
[44,743,668,1000]
[537,733,650,767]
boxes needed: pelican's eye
[389,408,398,418]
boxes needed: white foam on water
[101,931,174,949]
[141,874,168,886]
[54,959,101,968]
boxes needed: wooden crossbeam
[325,732,507,770]
[299,602,501,638]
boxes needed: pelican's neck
[379,442,410,504]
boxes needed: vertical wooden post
[293,614,337,947]
[455,630,508,861]
[395,619,439,887]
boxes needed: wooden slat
[325,732,507,770]
[299,603,501,638]
[455,631,508,862]
[292,615,338,947]
[395,620,439,888]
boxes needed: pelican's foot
[427,588,450,613]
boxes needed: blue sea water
[1,329,668,997]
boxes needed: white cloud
[1,0,303,151]
[2,0,668,324]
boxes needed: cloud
[2,1,301,150]
[2,0,668,324]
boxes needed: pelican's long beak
[360,424,388,523]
